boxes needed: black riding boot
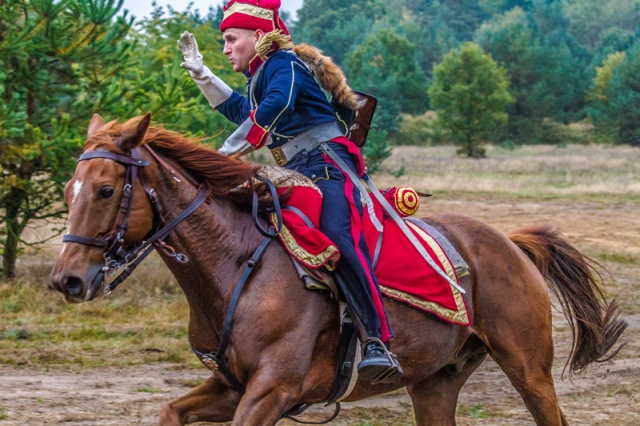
[357,338,403,384]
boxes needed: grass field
[1,143,639,425]
[376,144,640,200]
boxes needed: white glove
[177,31,204,75]
[178,31,232,108]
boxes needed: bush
[394,112,451,146]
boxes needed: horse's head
[50,113,156,302]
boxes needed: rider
[177,0,402,383]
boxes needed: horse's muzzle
[49,265,104,303]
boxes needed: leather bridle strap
[78,150,149,167]
[192,234,275,394]
[191,174,285,394]
[61,146,210,296]
[104,184,210,293]
[63,149,149,250]
[63,235,109,248]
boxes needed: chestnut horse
[50,114,626,425]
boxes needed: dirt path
[1,197,638,425]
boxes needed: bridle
[60,143,339,423]
[62,145,209,299]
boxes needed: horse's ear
[115,113,151,151]
[87,114,106,137]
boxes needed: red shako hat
[220,0,289,35]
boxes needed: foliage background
[1,0,640,277]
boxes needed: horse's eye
[98,186,115,199]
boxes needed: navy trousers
[286,142,393,341]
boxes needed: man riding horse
[177,0,402,383]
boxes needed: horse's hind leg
[488,337,568,426]
[489,337,569,426]
[159,374,240,425]
[407,340,487,426]
[482,291,568,425]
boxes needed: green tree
[0,0,134,279]
[429,42,513,157]
[587,42,640,145]
[562,0,640,50]
[362,129,393,174]
[479,0,533,14]
[112,3,244,139]
[475,7,585,142]
[399,3,461,79]
[588,51,626,105]
[346,29,429,134]
[294,0,386,65]
[589,27,636,71]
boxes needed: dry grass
[0,253,195,369]
[375,144,640,201]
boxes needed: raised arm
[177,31,233,109]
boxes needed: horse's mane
[85,117,263,198]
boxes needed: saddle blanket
[262,167,470,326]
[365,210,470,326]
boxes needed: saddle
[257,167,471,402]
[260,166,469,322]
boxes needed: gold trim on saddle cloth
[270,212,340,271]
[381,221,469,325]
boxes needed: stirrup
[358,338,403,384]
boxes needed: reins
[192,176,282,394]
[62,145,209,298]
[66,143,339,423]
[191,176,340,424]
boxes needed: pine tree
[429,42,513,157]
[587,41,640,145]
[346,29,429,134]
[0,0,134,278]
[475,7,585,142]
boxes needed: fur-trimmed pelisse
[293,43,364,112]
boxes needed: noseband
[62,146,209,295]
[63,149,150,256]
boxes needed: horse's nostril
[65,276,83,296]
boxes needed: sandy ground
[1,196,639,425]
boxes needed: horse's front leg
[159,373,241,425]
[231,373,303,426]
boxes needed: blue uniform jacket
[217,50,341,148]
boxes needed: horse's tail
[508,224,627,376]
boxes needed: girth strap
[190,177,340,423]
[190,235,274,394]
[191,173,285,393]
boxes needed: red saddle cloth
[271,184,470,326]
[361,199,469,326]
